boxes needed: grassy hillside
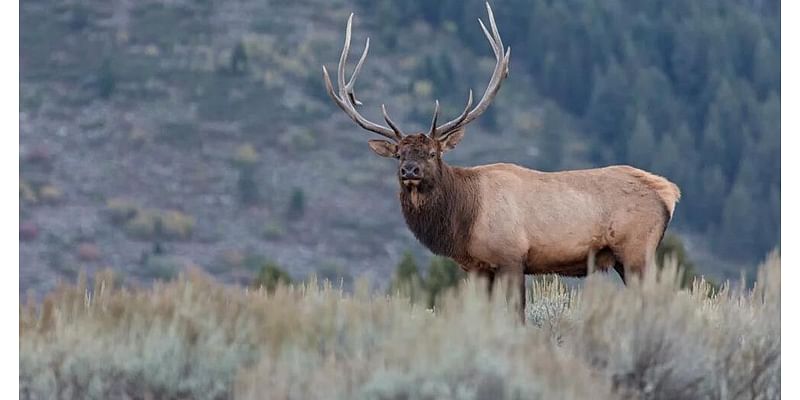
[20,254,780,399]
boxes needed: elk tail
[623,167,681,218]
[642,174,681,218]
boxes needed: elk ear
[438,128,465,152]
[368,140,399,158]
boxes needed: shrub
[105,197,139,224]
[279,129,317,151]
[232,144,260,205]
[115,205,194,241]
[656,233,718,290]
[425,257,466,308]
[237,168,259,205]
[19,181,37,205]
[96,58,115,99]
[123,210,159,239]
[24,146,53,166]
[394,251,420,281]
[159,210,195,240]
[230,41,248,74]
[387,252,426,304]
[158,121,199,147]
[314,263,353,288]
[262,220,285,241]
[67,4,90,31]
[252,262,292,292]
[140,255,182,281]
[19,255,780,399]
[37,185,63,205]
[19,221,38,241]
[75,243,101,262]
[389,253,467,308]
[233,144,259,166]
[219,249,246,269]
[286,188,305,220]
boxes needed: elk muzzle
[400,162,422,181]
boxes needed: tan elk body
[323,3,680,319]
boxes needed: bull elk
[322,3,680,320]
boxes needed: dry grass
[20,254,780,400]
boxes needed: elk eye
[428,152,436,158]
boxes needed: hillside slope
[20,0,779,294]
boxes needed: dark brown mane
[399,164,481,263]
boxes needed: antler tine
[337,14,353,95]
[381,104,404,139]
[485,2,504,56]
[346,37,369,105]
[433,2,510,138]
[428,100,440,137]
[322,14,400,141]
[433,90,473,140]
[478,18,501,58]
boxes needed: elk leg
[496,266,526,324]
[476,269,496,298]
[518,273,527,324]
[617,233,659,283]
[614,263,627,285]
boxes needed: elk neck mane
[399,163,481,261]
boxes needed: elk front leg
[475,268,496,298]
[496,266,526,324]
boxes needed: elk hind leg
[616,231,661,283]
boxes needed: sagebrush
[20,254,780,399]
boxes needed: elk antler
[432,2,510,140]
[322,14,402,141]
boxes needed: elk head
[322,2,510,191]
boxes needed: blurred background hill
[20,0,779,294]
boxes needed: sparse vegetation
[105,200,195,241]
[159,210,196,240]
[388,252,467,308]
[123,209,159,239]
[19,181,37,205]
[425,256,466,308]
[252,261,292,292]
[37,185,63,205]
[314,262,353,289]
[139,254,183,281]
[19,222,39,242]
[286,188,306,221]
[96,58,115,99]
[279,129,317,152]
[655,233,717,290]
[233,144,260,205]
[230,40,249,75]
[20,254,780,399]
[75,243,101,262]
[20,181,64,206]
[105,198,138,224]
[262,220,285,241]
[387,251,426,304]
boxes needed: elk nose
[400,164,421,179]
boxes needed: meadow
[20,253,779,399]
